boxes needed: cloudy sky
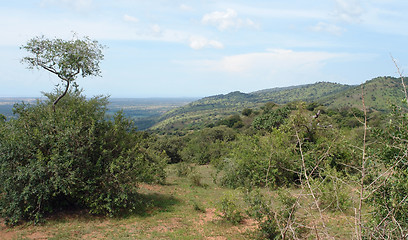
[1,0,408,98]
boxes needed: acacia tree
[21,34,105,110]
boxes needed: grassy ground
[0,164,358,239]
[0,164,257,240]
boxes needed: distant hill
[150,82,352,132]
[319,76,407,111]
[151,77,407,133]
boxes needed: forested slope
[151,77,405,134]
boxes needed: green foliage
[312,170,352,212]
[180,126,236,165]
[152,78,406,134]
[0,90,166,225]
[152,82,351,134]
[191,200,206,213]
[252,105,291,131]
[217,114,244,129]
[219,131,296,189]
[368,103,408,237]
[217,193,243,225]
[175,162,194,177]
[321,76,408,112]
[243,188,304,239]
[242,108,253,116]
[21,34,105,110]
[326,107,367,129]
[21,34,104,82]
[150,135,184,163]
[188,171,205,188]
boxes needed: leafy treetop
[21,34,105,109]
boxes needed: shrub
[368,104,408,237]
[180,126,235,165]
[191,200,206,213]
[150,135,184,164]
[175,162,194,177]
[219,131,296,189]
[244,189,281,239]
[189,171,204,187]
[242,108,253,116]
[217,193,243,225]
[252,106,291,131]
[0,90,166,225]
[312,171,352,212]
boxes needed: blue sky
[1,0,408,98]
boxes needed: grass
[1,164,360,239]
[0,164,254,240]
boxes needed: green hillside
[151,77,406,133]
[319,76,407,111]
[150,82,351,133]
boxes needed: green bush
[242,108,253,116]
[0,90,166,225]
[368,104,408,237]
[175,162,194,177]
[312,170,351,212]
[189,171,205,188]
[252,105,291,131]
[180,126,235,165]
[244,189,282,239]
[217,193,243,225]
[219,131,296,189]
[150,135,184,163]
[217,114,244,129]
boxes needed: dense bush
[369,104,408,237]
[150,135,184,163]
[216,114,244,129]
[180,126,236,164]
[218,130,296,189]
[217,193,244,225]
[244,189,281,239]
[0,90,166,225]
[241,108,253,116]
[252,105,291,131]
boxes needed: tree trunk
[52,80,70,112]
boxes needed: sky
[1,0,408,98]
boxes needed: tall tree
[21,34,105,110]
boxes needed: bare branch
[295,129,332,239]
[391,55,408,104]
[356,85,368,240]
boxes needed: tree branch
[391,55,408,104]
[53,80,70,112]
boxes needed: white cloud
[174,49,359,92]
[184,49,351,77]
[41,0,92,11]
[123,14,139,23]
[151,24,161,33]
[310,22,345,36]
[180,4,193,11]
[201,8,259,31]
[189,36,224,50]
[333,0,364,23]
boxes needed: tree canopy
[21,34,105,109]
